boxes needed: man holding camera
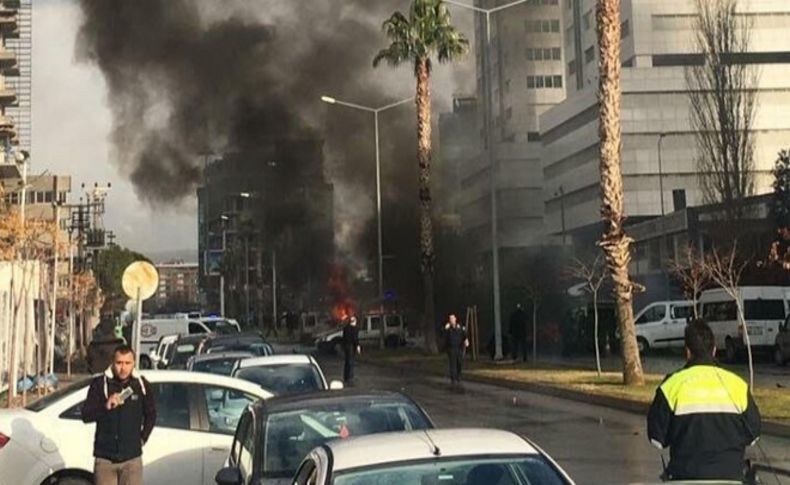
[82,345,157,485]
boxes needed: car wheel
[775,346,787,367]
[139,355,152,369]
[637,338,649,355]
[724,338,739,363]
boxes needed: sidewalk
[358,349,790,437]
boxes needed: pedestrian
[509,304,528,362]
[647,319,761,482]
[82,345,157,485]
[443,314,469,388]
[342,315,361,385]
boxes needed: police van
[699,286,790,362]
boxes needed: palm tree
[373,0,468,352]
[595,0,644,385]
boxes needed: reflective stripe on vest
[660,365,748,416]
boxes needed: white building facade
[541,0,790,253]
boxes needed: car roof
[190,351,253,363]
[236,354,312,368]
[138,370,273,397]
[326,428,537,472]
[253,389,417,414]
[175,334,210,344]
[205,332,263,343]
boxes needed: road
[314,353,790,485]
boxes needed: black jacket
[81,368,157,463]
[444,325,467,353]
[647,359,761,481]
[342,324,360,351]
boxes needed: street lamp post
[445,0,529,360]
[220,214,229,317]
[321,95,413,307]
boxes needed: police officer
[647,319,761,481]
[342,316,361,385]
[443,314,469,388]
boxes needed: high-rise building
[541,0,790,253]
[4,0,30,153]
[459,0,566,255]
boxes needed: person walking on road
[342,315,361,385]
[82,345,157,485]
[443,313,469,388]
[647,319,761,482]
[509,304,528,362]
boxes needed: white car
[0,370,272,485]
[633,300,694,353]
[288,428,575,485]
[231,354,343,396]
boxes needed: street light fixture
[321,94,413,308]
[445,0,529,360]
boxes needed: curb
[360,357,790,439]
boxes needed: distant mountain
[145,248,198,264]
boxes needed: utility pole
[49,202,60,375]
[272,250,278,331]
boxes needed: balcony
[0,47,16,71]
[0,10,18,37]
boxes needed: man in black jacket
[342,316,361,384]
[647,319,761,481]
[82,345,156,485]
[443,313,469,388]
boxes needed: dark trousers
[448,350,464,383]
[512,335,528,361]
[343,349,355,383]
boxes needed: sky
[32,0,198,259]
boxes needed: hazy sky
[32,0,197,257]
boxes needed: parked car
[132,316,214,368]
[284,428,575,485]
[150,334,179,369]
[163,334,211,369]
[231,355,341,396]
[0,370,272,485]
[215,389,435,485]
[198,316,242,335]
[633,300,695,353]
[187,351,254,376]
[700,286,790,362]
[200,332,274,357]
[775,314,790,366]
[315,312,406,353]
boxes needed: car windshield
[25,378,91,412]
[235,363,323,395]
[192,357,241,376]
[203,320,239,334]
[170,344,198,367]
[263,399,432,478]
[332,455,570,485]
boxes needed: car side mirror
[329,380,344,390]
[215,466,242,485]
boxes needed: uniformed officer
[443,314,469,387]
[647,319,761,481]
[342,316,361,384]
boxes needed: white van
[634,300,695,352]
[133,318,213,368]
[699,286,789,362]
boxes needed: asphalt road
[314,353,790,485]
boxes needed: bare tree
[669,244,710,317]
[569,255,608,376]
[686,0,758,222]
[525,284,541,364]
[702,244,753,390]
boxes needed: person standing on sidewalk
[82,345,156,485]
[443,314,469,388]
[647,319,761,482]
[342,315,361,385]
[509,304,528,362]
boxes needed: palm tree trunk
[596,0,644,385]
[416,57,437,353]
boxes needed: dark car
[186,351,254,376]
[164,333,210,369]
[200,332,274,357]
[215,390,434,485]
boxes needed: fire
[328,264,355,323]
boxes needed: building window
[44,191,53,203]
[552,47,562,60]
[545,76,554,88]
[553,75,563,88]
[621,19,630,39]
[535,76,545,88]
[535,48,543,60]
[583,11,592,30]
[585,46,595,63]
[551,20,560,32]
[527,76,535,88]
